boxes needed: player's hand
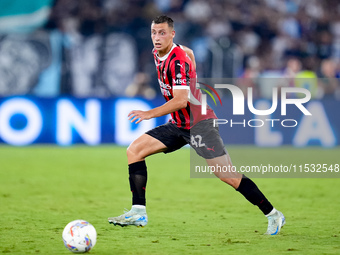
[128,110,152,124]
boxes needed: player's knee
[126,144,142,161]
[126,146,136,159]
[219,177,241,189]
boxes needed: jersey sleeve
[171,58,190,90]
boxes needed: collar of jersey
[156,43,177,61]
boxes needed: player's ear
[172,30,175,38]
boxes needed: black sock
[129,161,147,206]
[236,175,273,215]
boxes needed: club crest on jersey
[176,73,182,78]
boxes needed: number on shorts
[191,135,206,148]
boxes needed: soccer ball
[62,220,97,253]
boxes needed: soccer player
[108,15,285,235]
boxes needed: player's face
[151,22,175,57]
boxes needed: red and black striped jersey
[153,44,216,129]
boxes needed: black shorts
[146,119,227,159]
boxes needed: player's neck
[158,43,174,57]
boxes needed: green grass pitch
[0,145,340,254]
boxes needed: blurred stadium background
[0,0,339,146]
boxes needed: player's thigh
[189,119,227,159]
[127,134,167,163]
[146,122,188,154]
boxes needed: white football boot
[265,210,285,235]
[108,205,148,227]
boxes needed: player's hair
[152,15,174,28]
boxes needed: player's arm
[181,45,196,69]
[128,88,188,124]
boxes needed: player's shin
[236,175,273,215]
[129,161,147,206]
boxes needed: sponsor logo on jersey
[158,79,172,96]
[158,79,171,89]
[173,78,187,85]
[160,87,171,96]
